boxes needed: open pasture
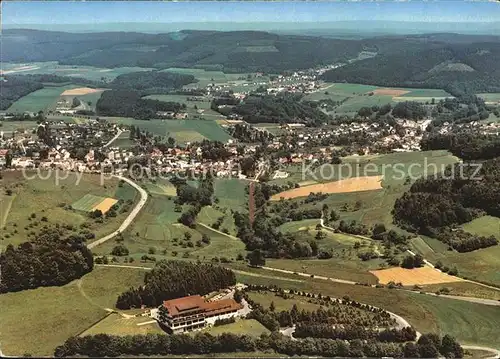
[7,84,79,113]
[460,215,500,239]
[477,93,500,104]
[306,83,453,113]
[81,314,164,337]
[105,118,232,143]
[270,175,383,200]
[2,61,155,81]
[370,266,463,286]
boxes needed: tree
[248,249,266,267]
[111,245,129,256]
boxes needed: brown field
[93,198,118,214]
[371,88,410,96]
[61,87,104,96]
[371,266,463,286]
[270,176,383,200]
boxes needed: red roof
[162,295,242,318]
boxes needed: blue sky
[2,1,499,25]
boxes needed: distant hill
[4,29,500,87]
[321,39,500,96]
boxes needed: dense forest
[115,260,235,309]
[109,71,196,93]
[221,94,330,125]
[95,90,185,119]
[393,158,500,252]
[421,132,500,160]
[7,29,498,77]
[322,41,500,96]
[0,227,93,293]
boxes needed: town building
[154,295,243,334]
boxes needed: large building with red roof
[155,295,243,333]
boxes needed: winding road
[87,175,148,249]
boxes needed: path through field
[87,175,148,249]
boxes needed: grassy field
[2,61,154,81]
[0,266,148,356]
[477,93,500,103]
[7,84,78,113]
[407,216,500,287]
[0,120,38,133]
[92,192,247,261]
[143,94,223,119]
[0,280,107,356]
[105,118,232,143]
[419,282,500,301]
[78,265,147,309]
[214,178,248,210]
[461,216,500,239]
[200,319,269,337]
[236,270,500,349]
[0,171,136,250]
[247,291,322,311]
[271,150,458,230]
[304,83,453,114]
[81,313,164,336]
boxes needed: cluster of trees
[421,132,500,160]
[437,228,498,253]
[0,227,93,293]
[1,74,95,111]
[96,90,185,119]
[228,94,330,125]
[173,176,214,207]
[109,71,196,92]
[228,124,274,144]
[391,101,427,120]
[400,254,425,269]
[294,323,417,342]
[234,210,319,259]
[338,220,370,236]
[393,158,500,251]
[115,260,235,309]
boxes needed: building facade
[155,295,243,334]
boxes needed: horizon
[3,1,500,25]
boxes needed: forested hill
[5,29,499,74]
[322,41,500,96]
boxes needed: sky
[2,1,500,25]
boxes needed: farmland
[270,150,459,229]
[105,118,232,143]
[0,171,137,249]
[370,266,463,286]
[7,84,79,113]
[143,94,223,119]
[72,194,109,212]
[270,175,383,200]
[2,61,155,81]
[304,83,453,115]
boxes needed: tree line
[115,260,236,309]
[0,227,93,293]
[54,329,463,358]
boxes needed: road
[103,129,125,148]
[87,175,148,249]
